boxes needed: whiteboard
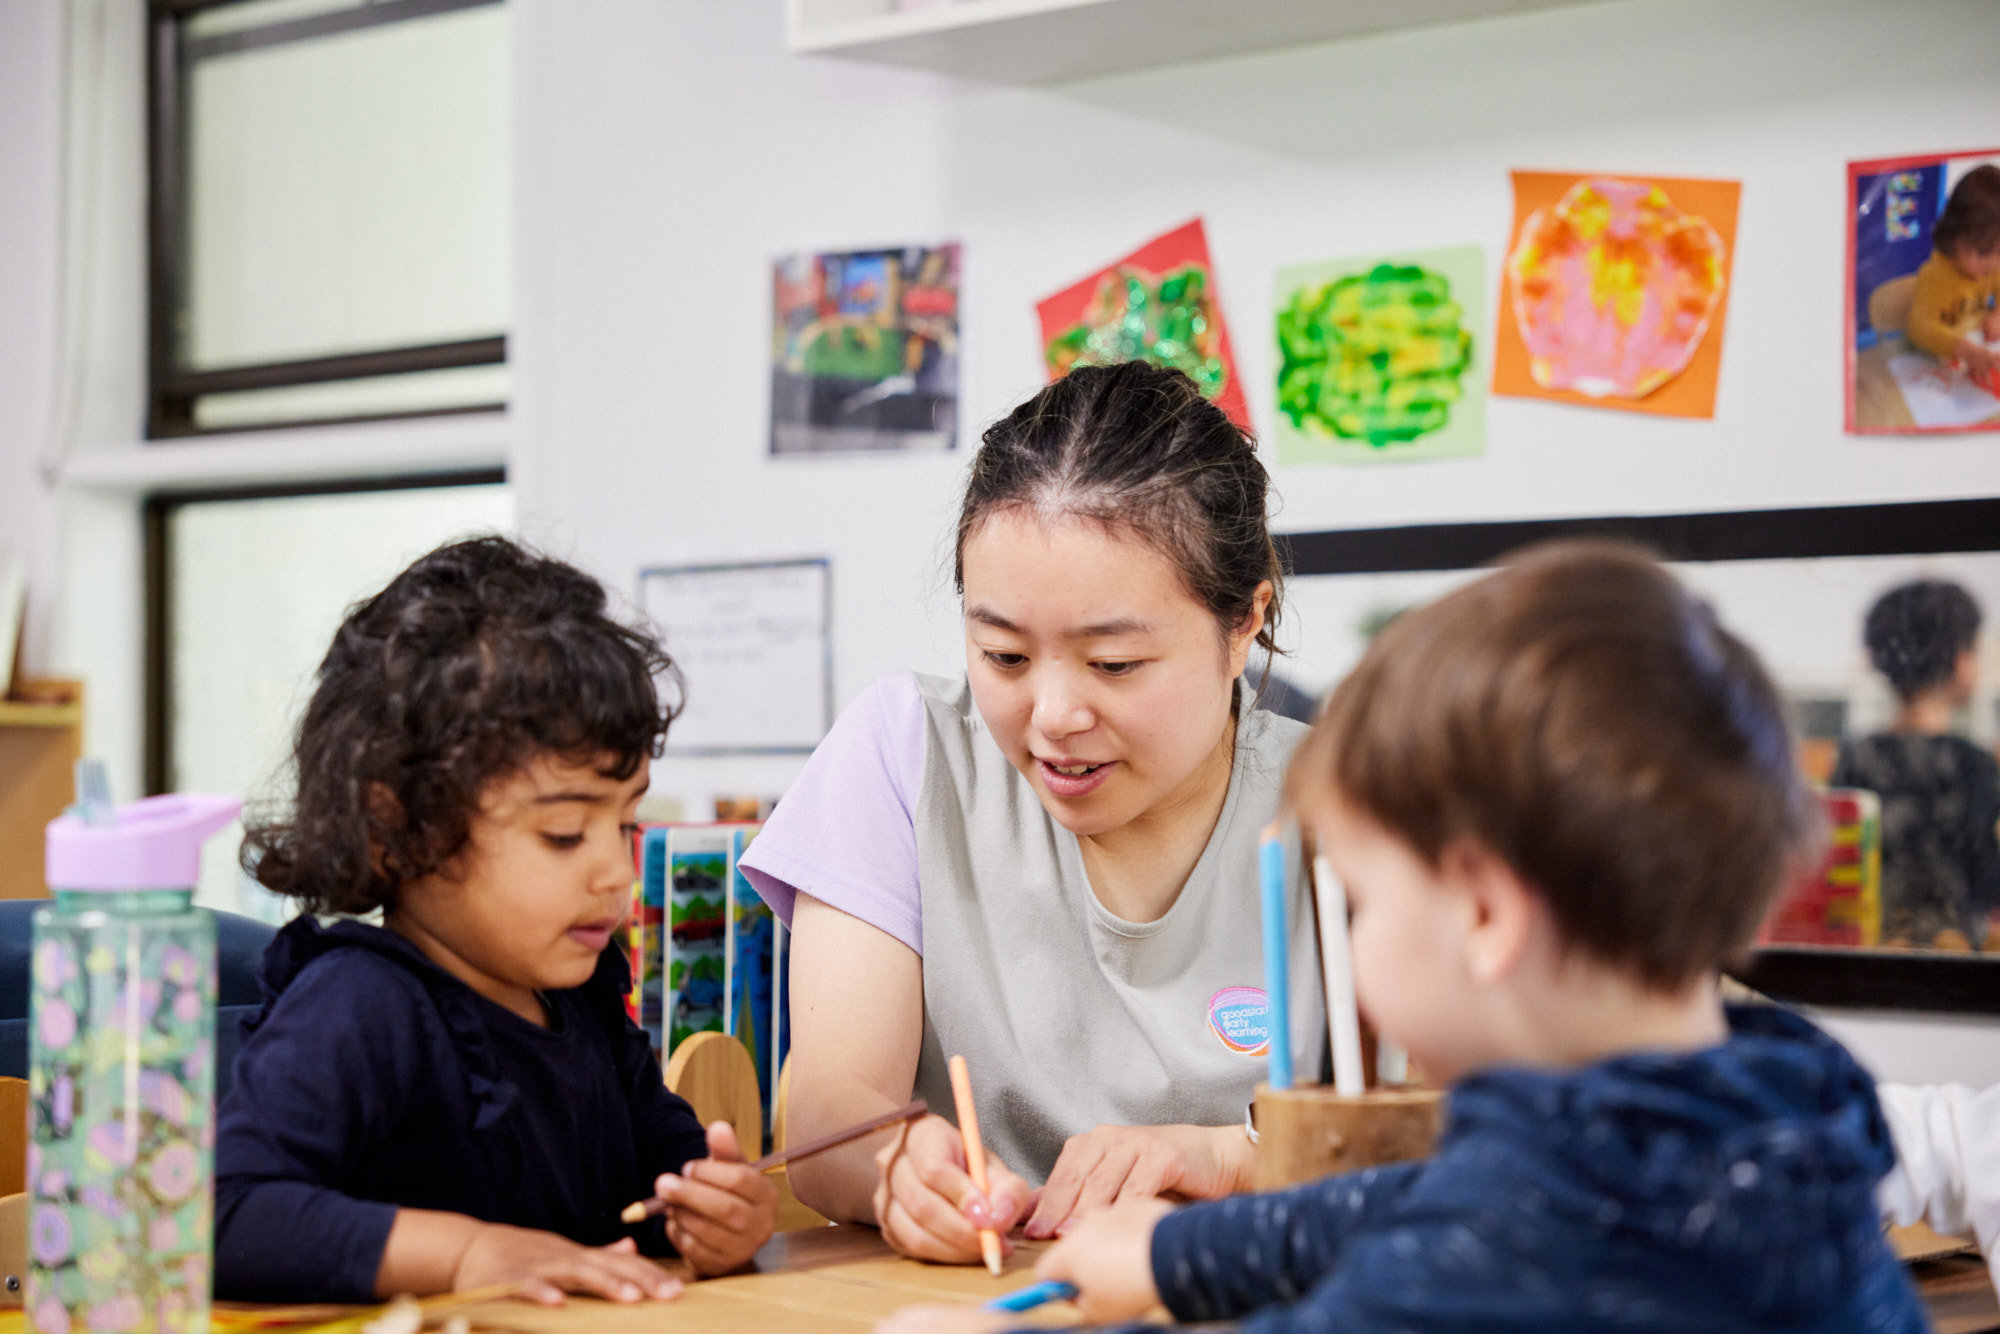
[640,558,832,754]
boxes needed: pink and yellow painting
[1492,171,1740,419]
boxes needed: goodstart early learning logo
[1207,986,1270,1055]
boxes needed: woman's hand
[1023,1123,1249,1240]
[655,1121,780,1276]
[451,1226,683,1306]
[872,1113,1033,1263]
[1035,1196,1174,1325]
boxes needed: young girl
[1905,164,2000,390]
[214,537,777,1304]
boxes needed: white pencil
[1313,855,1367,1096]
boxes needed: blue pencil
[1260,822,1293,1090]
[985,1281,1078,1312]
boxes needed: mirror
[1273,500,2000,1011]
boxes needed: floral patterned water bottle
[31,793,239,1334]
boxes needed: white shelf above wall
[786,0,1601,84]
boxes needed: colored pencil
[985,1280,1078,1313]
[947,1053,1005,1276]
[1312,855,1366,1096]
[1260,822,1294,1090]
[620,1099,927,1223]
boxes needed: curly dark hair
[243,536,680,915]
[1864,578,1982,701]
[1934,164,2000,258]
[954,362,1285,663]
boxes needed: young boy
[879,542,1928,1334]
[1905,164,2000,391]
[1832,578,1999,949]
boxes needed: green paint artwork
[1274,246,1485,465]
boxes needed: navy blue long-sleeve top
[1063,1005,1926,1334]
[214,917,708,1303]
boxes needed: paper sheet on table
[1889,342,2000,429]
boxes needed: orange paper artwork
[1492,171,1741,419]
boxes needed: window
[145,473,512,917]
[148,0,510,435]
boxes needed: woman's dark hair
[243,535,679,915]
[1935,164,2000,257]
[1864,578,1982,700]
[954,361,1284,665]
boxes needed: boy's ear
[1444,841,1539,986]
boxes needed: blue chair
[0,900,277,1102]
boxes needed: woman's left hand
[1022,1123,1250,1240]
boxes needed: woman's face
[960,508,1264,839]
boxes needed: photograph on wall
[770,242,960,454]
[1492,171,1739,419]
[1035,218,1250,429]
[1274,245,1485,465]
[1847,149,2000,435]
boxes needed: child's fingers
[656,1173,755,1231]
[682,1156,779,1207]
[704,1119,744,1163]
[572,1247,680,1301]
[666,1209,751,1265]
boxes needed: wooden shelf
[786,0,1598,84]
[0,699,83,729]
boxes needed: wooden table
[455,1224,1998,1334]
[470,1227,1073,1333]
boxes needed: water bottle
[30,792,239,1334]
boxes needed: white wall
[0,0,64,676]
[510,0,2000,1083]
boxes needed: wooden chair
[1869,272,1920,337]
[663,1032,764,1161]
[0,1076,27,1306]
[770,1057,831,1231]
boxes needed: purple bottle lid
[46,793,241,892]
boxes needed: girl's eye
[619,822,642,841]
[542,833,585,850]
[982,651,1027,670]
[1094,660,1142,677]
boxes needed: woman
[741,362,1323,1263]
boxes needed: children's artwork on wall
[770,242,960,454]
[1274,246,1484,465]
[1036,218,1250,428]
[1847,148,2000,435]
[1492,171,1739,419]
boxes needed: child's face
[960,510,1266,841]
[1951,241,2000,279]
[1310,795,1503,1087]
[392,753,647,1006]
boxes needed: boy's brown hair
[1934,163,2000,259]
[1287,541,1822,989]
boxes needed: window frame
[141,467,508,794]
[146,0,509,438]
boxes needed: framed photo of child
[1847,149,2000,435]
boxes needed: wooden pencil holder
[1252,1084,1445,1192]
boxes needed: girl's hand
[1960,339,2000,389]
[872,1113,1033,1263]
[656,1121,780,1276]
[452,1226,682,1306]
[1980,307,2000,342]
[1035,1197,1173,1325]
[1023,1123,1248,1239]
[872,1308,1011,1334]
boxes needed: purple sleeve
[739,673,927,955]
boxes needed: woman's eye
[1094,660,1142,677]
[982,651,1027,670]
[542,833,585,850]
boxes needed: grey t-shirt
[741,672,1324,1183]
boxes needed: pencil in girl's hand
[947,1053,1004,1276]
[619,1099,927,1223]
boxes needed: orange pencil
[947,1053,1004,1276]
